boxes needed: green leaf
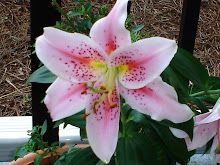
[123,110,194,164]
[149,121,195,164]
[208,76,220,90]
[130,24,144,34]
[171,48,209,89]
[190,97,209,113]
[96,160,106,165]
[27,65,57,84]
[116,134,169,165]
[80,128,87,139]
[196,95,219,105]
[68,11,83,17]
[127,110,194,140]
[40,120,47,136]
[158,118,194,140]
[55,147,99,165]
[162,66,190,103]
[53,120,64,128]
[62,110,86,129]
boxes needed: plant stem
[52,0,75,29]
[190,89,220,97]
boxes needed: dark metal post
[127,0,132,15]
[178,0,202,54]
[30,0,61,144]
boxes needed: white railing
[0,116,85,162]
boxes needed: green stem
[190,89,220,97]
[52,0,75,29]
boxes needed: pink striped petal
[36,27,108,83]
[196,98,220,124]
[119,77,194,123]
[90,0,131,54]
[109,37,177,89]
[184,121,218,151]
[86,79,120,163]
[44,78,89,121]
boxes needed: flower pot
[7,144,90,165]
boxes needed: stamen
[100,86,106,90]
[93,101,98,114]
[81,91,87,94]
[110,104,117,108]
[82,113,90,119]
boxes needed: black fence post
[127,0,132,15]
[30,0,61,144]
[178,0,202,54]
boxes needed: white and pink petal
[86,79,120,163]
[119,77,194,123]
[36,27,108,83]
[184,121,218,151]
[90,0,131,54]
[44,78,89,121]
[196,98,220,124]
[109,37,177,89]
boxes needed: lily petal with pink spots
[86,79,120,163]
[185,120,218,151]
[119,77,194,123]
[36,27,108,83]
[90,0,131,54]
[44,78,89,121]
[109,37,177,89]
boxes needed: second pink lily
[171,98,220,164]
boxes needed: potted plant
[13,0,220,164]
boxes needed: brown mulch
[0,0,219,117]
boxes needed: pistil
[81,67,119,119]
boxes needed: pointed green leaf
[116,134,168,165]
[55,147,99,165]
[40,120,47,136]
[162,66,190,103]
[62,110,86,129]
[27,65,57,84]
[131,24,144,34]
[150,121,195,164]
[171,48,209,89]
[190,97,209,113]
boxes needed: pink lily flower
[35,0,194,163]
[171,98,220,164]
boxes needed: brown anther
[104,91,109,94]
[100,86,106,90]
[110,104,117,109]
[93,101,98,114]
[81,91,87,94]
[82,113,90,119]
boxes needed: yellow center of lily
[82,67,119,118]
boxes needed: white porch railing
[0,116,85,162]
